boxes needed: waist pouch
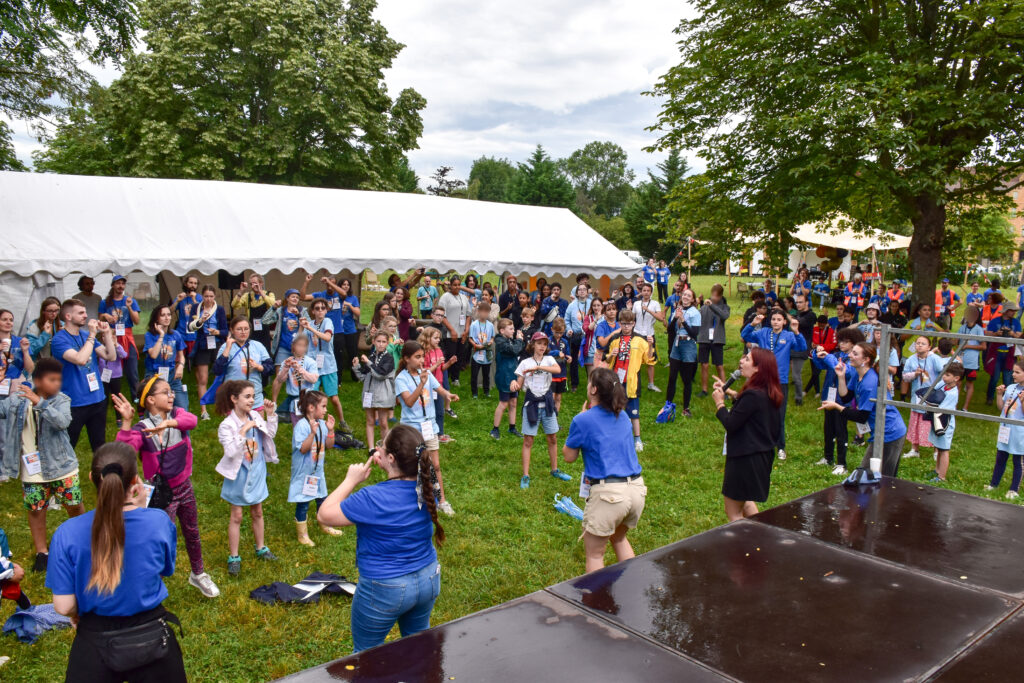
[82,609,182,673]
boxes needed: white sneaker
[832,465,848,476]
[189,571,220,598]
[904,449,920,459]
[777,449,787,461]
[437,501,455,517]
[634,439,645,452]
[1007,491,1019,500]
[815,458,829,466]
[984,484,995,491]
[647,383,661,393]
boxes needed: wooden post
[687,236,692,283]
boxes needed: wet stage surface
[280,478,1024,682]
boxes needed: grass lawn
[0,275,1013,681]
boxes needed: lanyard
[240,342,251,380]
[314,320,326,353]
[1005,386,1022,417]
[311,421,323,462]
[67,331,95,373]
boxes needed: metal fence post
[874,323,890,449]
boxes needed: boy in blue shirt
[469,303,496,399]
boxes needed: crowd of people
[1,264,1023,679]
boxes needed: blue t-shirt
[340,480,437,580]
[46,508,176,617]
[965,292,985,308]
[565,405,642,481]
[417,285,438,312]
[98,296,141,329]
[143,330,186,376]
[174,294,201,341]
[984,288,1001,302]
[306,318,336,374]
[987,316,1022,352]
[957,322,985,370]
[279,309,300,352]
[847,368,906,443]
[665,294,680,312]
[395,369,440,432]
[595,319,620,351]
[311,290,343,333]
[469,319,495,364]
[1017,285,1024,306]
[642,265,656,283]
[656,267,671,285]
[340,296,360,335]
[51,329,106,407]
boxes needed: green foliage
[944,205,1016,264]
[426,165,465,196]
[560,140,635,216]
[1,0,137,123]
[468,156,516,203]
[622,148,689,261]
[394,157,421,193]
[0,121,27,170]
[582,213,633,250]
[506,144,575,211]
[650,0,1024,304]
[34,0,424,190]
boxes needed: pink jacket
[116,408,197,489]
[215,409,279,480]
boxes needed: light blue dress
[220,425,269,506]
[218,340,272,404]
[306,318,336,374]
[928,385,958,450]
[288,418,329,502]
[904,353,944,415]
[998,384,1024,455]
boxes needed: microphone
[721,368,743,392]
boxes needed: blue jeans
[169,377,188,411]
[294,497,326,522]
[350,561,441,653]
[812,291,828,309]
[987,352,1013,400]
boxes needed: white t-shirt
[632,299,661,337]
[515,357,554,396]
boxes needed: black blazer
[716,388,781,458]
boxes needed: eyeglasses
[152,389,174,397]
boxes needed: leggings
[657,283,668,303]
[805,366,822,395]
[164,478,205,574]
[777,383,790,448]
[295,497,327,522]
[68,606,186,683]
[68,400,107,453]
[990,450,1024,491]
[823,410,848,465]
[665,359,697,408]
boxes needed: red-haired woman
[712,348,783,521]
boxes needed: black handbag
[96,612,182,673]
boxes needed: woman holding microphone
[712,348,782,521]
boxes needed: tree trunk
[908,195,946,310]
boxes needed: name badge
[999,423,1011,444]
[0,379,9,396]
[253,320,263,331]
[21,451,41,476]
[302,475,321,497]
[362,391,373,408]
[579,477,591,500]
[241,358,249,373]
[100,368,113,383]
[316,354,325,369]
[616,367,626,383]
[706,327,714,342]
[207,335,217,350]
[826,387,837,403]
[294,397,303,415]
[459,314,467,327]
[87,371,100,392]
[115,323,126,337]
[855,421,871,436]
[420,421,436,441]
[431,390,438,402]
[332,298,341,310]
[157,366,170,381]
[142,484,154,508]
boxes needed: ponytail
[589,367,627,415]
[87,443,138,595]
[385,425,445,546]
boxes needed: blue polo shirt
[565,405,642,481]
[51,329,106,407]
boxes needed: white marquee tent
[0,172,640,330]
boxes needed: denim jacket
[0,391,77,481]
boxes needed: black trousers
[69,400,107,453]
[334,331,360,381]
[805,365,822,395]
[471,360,491,395]
[442,338,469,381]
[569,334,583,389]
[666,359,697,408]
[68,607,186,683]
[657,282,668,303]
[824,409,848,465]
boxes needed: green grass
[0,275,1013,681]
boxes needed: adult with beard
[172,275,202,358]
[498,275,522,322]
[98,275,141,400]
[232,273,276,352]
[73,276,102,320]
[790,294,817,406]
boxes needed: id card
[207,335,217,350]
[855,421,871,436]
[579,477,591,500]
[253,319,263,331]
[316,354,325,369]
[87,371,100,392]
[294,398,303,415]
[420,421,436,440]
[21,451,41,476]
[302,475,320,497]
[157,366,170,381]
[999,423,1011,444]
[332,298,341,310]
[142,484,154,508]
[0,379,9,396]
[706,327,714,342]
[115,323,126,337]
[459,314,466,327]
[616,367,626,383]
[826,387,837,403]
[101,368,112,383]
[362,391,373,408]
[431,390,438,402]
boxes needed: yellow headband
[139,375,162,408]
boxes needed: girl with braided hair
[318,424,445,653]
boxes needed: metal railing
[872,323,1024,440]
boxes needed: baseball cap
[111,274,126,283]
[530,332,549,342]
[284,288,300,298]
[942,278,950,283]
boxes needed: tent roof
[0,172,640,279]
[791,216,911,252]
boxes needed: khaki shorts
[582,478,646,537]
[423,436,440,451]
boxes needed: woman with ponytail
[47,442,185,682]
[318,424,444,653]
[563,367,646,573]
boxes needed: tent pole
[687,236,692,283]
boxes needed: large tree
[650,1,1024,304]
[506,145,576,211]
[35,0,424,190]
[561,141,635,216]
[426,165,465,197]
[468,156,516,202]
[622,148,688,261]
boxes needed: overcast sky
[6,0,697,185]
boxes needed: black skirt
[722,450,775,502]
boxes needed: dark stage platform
[280,478,1024,682]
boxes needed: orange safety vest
[844,283,867,308]
[934,289,957,315]
[982,303,1003,325]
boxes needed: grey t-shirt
[438,292,471,336]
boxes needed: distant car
[622,250,644,264]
